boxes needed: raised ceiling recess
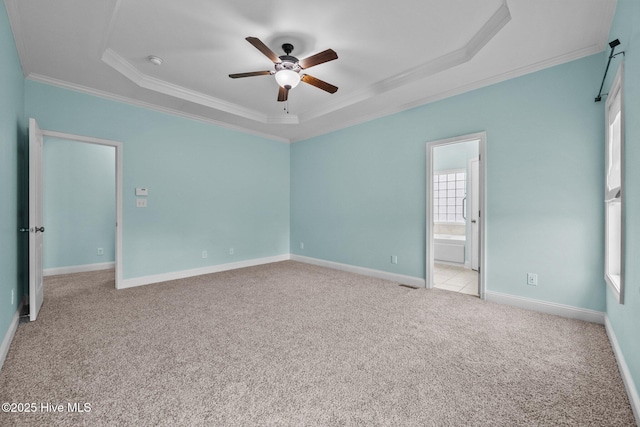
[6,0,617,142]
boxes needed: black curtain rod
[595,39,624,102]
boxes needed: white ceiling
[6,0,616,142]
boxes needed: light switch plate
[135,188,148,196]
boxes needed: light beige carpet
[0,261,635,426]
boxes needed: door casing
[426,132,486,299]
[28,121,124,312]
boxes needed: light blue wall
[292,53,605,312]
[433,140,479,263]
[25,81,290,280]
[4,0,636,401]
[604,0,640,405]
[433,140,479,171]
[0,1,25,349]
[43,138,115,269]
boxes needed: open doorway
[42,137,116,280]
[25,119,122,302]
[27,119,123,321]
[426,132,485,298]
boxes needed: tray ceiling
[6,0,616,142]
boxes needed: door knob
[34,226,45,233]
[471,220,477,224]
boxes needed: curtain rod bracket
[595,39,625,102]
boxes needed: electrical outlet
[300,242,304,250]
[97,247,104,256]
[527,273,538,286]
[202,250,208,259]
[391,255,398,264]
[229,248,234,255]
[11,289,14,306]
[136,198,147,208]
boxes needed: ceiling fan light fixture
[275,69,300,89]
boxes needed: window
[433,169,466,223]
[605,64,624,303]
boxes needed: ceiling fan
[229,37,338,102]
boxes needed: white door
[29,118,45,321]
[470,158,480,271]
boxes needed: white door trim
[40,129,123,290]
[426,132,486,299]
[469,157,480,271]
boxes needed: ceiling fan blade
[277,86,289,102]
[246,37,281,63]
[301,74,338,94]
[229,71,272,79]
[298,49,338,69]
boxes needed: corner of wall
[0,0,27,369]
[605,316,640,425]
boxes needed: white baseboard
[291,255,426,288]
[119,254,291,289]
[1,297,24,373]
[605,316,640,425]
[485,291,605,324]
[44,262,115,276]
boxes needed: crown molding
[99,2,300,126]
[398,43,605,112]
[291,42,604,143]
[464,0,512,57]
[98,0,123,55]
[98,1,510,127]
[10,0,614,144]
[25,38,603,147]
[299,1,512,123]
[26,73,291,143]
[102,49,300,125]
[101,49,272,122]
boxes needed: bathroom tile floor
[434,263,478,296]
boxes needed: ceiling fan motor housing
[275,57,301,73]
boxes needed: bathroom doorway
[426,133,485,298]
